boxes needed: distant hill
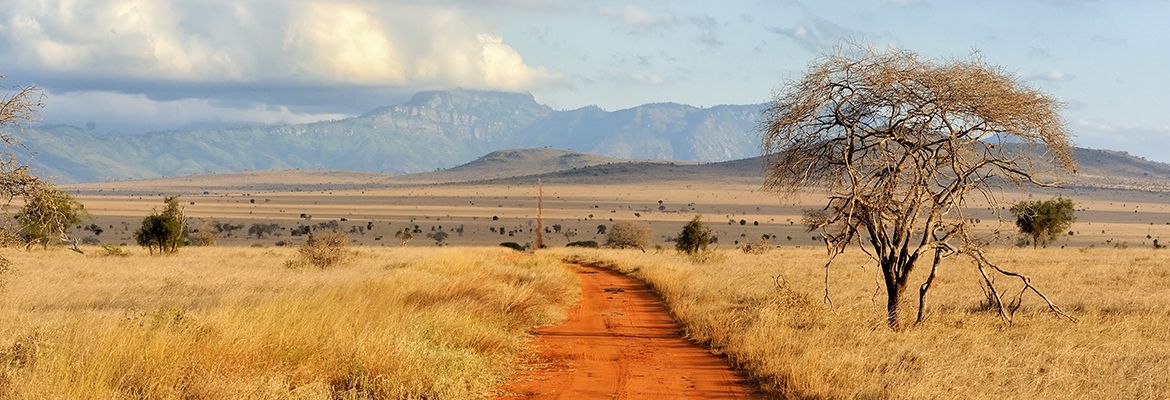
[64,146,1170,194]
[394,147,696,184]
[10,89,762,183]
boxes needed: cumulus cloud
[0,1,558,90]
[39,89,352,132]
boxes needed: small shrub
[674,215,713,255]
[499,242,525,252]
[99,244,130,257]
[739,240,771,255]
[285,232,350,269]
[189,227,219,246]
[566,240,599,248]
[426,230,449,246]
[605,221,651,250]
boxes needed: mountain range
[11,89,762,182]
[14,88,1170,189]
[63,145,1170,195]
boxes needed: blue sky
[1,0,1167,160]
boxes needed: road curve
[497,263,755,399]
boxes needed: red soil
[497,264,756,399]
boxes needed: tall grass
[0,247,577,399]
[557,247,1170,399]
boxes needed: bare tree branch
[762,46,1075,330]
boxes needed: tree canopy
[1011,197,1076,248]
[761,47,1076,329]
[134,196,188,254]
[674,215,714,255]
[16,185,87,249]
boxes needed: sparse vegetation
[188,224,219,246]
[499,242,526,251]
[566,240,599,248]
[427,230,450,246]
[247,222,281,239]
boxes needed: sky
[0,0,1168,160]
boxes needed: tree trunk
[883,262,909,330]
[886,284,907,330]
[1032,233,1041,249]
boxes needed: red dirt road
[497,264,755,399]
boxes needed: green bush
[673,215,713,255]
[134,196,188,255]
[15,185,86,249]
[1010,197,1076,249]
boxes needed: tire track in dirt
[497,263,755,399]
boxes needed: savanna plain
[1,179,1169,399]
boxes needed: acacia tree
[134,196,187,254]
[674,215,714,254]
[16,185,87,250]
[761,47,1077,330]
[2,76,67,256]
[1010,197,1076,248]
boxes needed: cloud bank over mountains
[0,0,559,129]
[0,0,1167,161]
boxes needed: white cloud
[1025,70,1075,82]
[284,3,407,83]
[40,90,351,132]
[0,1,558,90]
[600,5,676,34]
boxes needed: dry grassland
[0,247,576,399]
[64,181,1170,249]
[557,247,1170,399]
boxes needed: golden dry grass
[556,247,1170,399]
[0,246,577,399]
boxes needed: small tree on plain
[0,73,58,276]
[674,215,714,255]
[16,185,87,249]
[394,228,414,246]
[1010,197,1075,248]
[134,196,187,255]
[761,46,1076,329]
[605,221,651,251]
